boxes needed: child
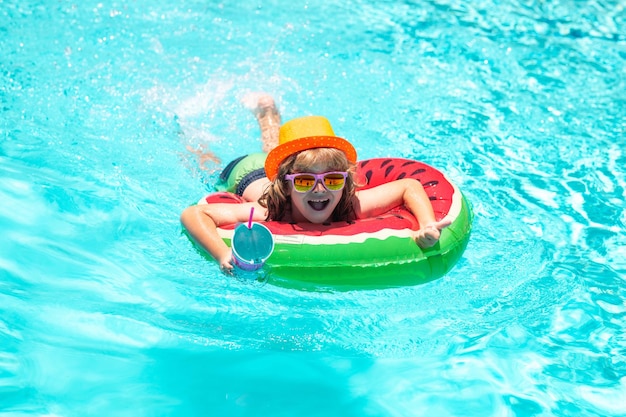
[181,95,450,271]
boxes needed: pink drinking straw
[247,207,254,229]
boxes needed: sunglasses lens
[293,175,316,192]
[289,172,347,192]
[323,173,346,190]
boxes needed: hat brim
[264,136,358,180]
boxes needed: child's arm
[354,178,451,248]
[180,202,266,270]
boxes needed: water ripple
[1,0,625,415]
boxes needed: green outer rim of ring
[221,192,473,291]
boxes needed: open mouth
[308,199,330,211]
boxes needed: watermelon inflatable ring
[200,158,472,290]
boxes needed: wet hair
[259,148,357,222]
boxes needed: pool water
[1,0,625,415]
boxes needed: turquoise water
[1,0,625,415]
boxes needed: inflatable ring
[199,158,472,290]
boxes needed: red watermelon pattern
[204,158,456,236]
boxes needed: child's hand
[414,218,452,248]
[218,249,234,273]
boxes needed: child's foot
[242,92,281,152]
[186,144,220,170]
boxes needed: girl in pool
[181,94,450,271]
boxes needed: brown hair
[259,148,357,222]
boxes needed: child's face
[288,161,344,224]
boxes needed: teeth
[308,199,330,211]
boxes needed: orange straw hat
[264,116,357,180]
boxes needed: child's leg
[242,93,281,152]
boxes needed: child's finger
[436,218,452,229]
